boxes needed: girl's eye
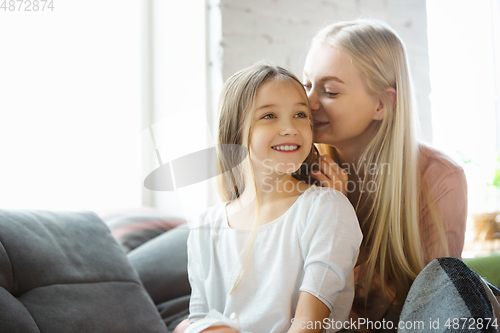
[262,114,275,119]
[302,83,311,90]
[295,112,308,118]
[325,91,339,97]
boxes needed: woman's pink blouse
[351,144,468,329]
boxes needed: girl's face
[248,79,313,176]
[303,43,382,149]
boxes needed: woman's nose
[307,89,320,111]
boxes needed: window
[0,1,141,211]
[141,0,210,220]
[427,0,500,255]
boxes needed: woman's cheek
[321,99,337,116]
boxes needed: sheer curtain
[427,0,500,256]
[139,0,210,220]
[427,0,500,215]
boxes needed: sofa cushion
[0,209,167,333]
[399,258,500,333]
[97,208,186,253]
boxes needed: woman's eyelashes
[302,82,338,97]
[324,91,339,97]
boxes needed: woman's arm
[421,166,467,262]
[288,291,331,333]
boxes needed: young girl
[180,64,362,333]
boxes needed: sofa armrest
[0,209,168,333]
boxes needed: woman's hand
[311,154,349,196]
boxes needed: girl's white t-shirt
[187,186,363,333]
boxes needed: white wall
[207,0,432,142]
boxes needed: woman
[172,18,467,333]
[303,19,467,332]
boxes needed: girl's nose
[280,121,298,136]
[307,89,320,111]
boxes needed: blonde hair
[313,19,448,303]
[216,63,317,294]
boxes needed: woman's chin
[313,134,334,146]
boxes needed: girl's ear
[373,87,397,120]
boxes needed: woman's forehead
[303,43,362,87]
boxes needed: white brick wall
[207,0,432,143]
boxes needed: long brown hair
[216,63,317,294]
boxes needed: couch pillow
[97,208,186,253]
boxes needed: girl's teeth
[273,145,298,151]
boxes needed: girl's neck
[239,171,308,206]
[226,170,310,229]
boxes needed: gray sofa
[0,209,169,333]
[98,209,191,331]
[4,209,499,333]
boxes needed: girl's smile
[271,143,301,152]
[249,79,313,175]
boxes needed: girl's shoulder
[188,202,226,233]
[300,184,348,200]
[295,186,362,243]
[297,185,355,216]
